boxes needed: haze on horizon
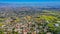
[0,0,60,8]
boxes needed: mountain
[0,2,60,8]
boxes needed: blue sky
[0,0,60,3]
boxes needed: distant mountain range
[0,2,60,8]
[0,2,60,11]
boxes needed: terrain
[0,3,60,34]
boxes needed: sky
[0,0,60,3]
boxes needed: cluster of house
[1,21,53,34]
[0,16,59,34]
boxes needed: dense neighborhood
[0,6,60,34]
